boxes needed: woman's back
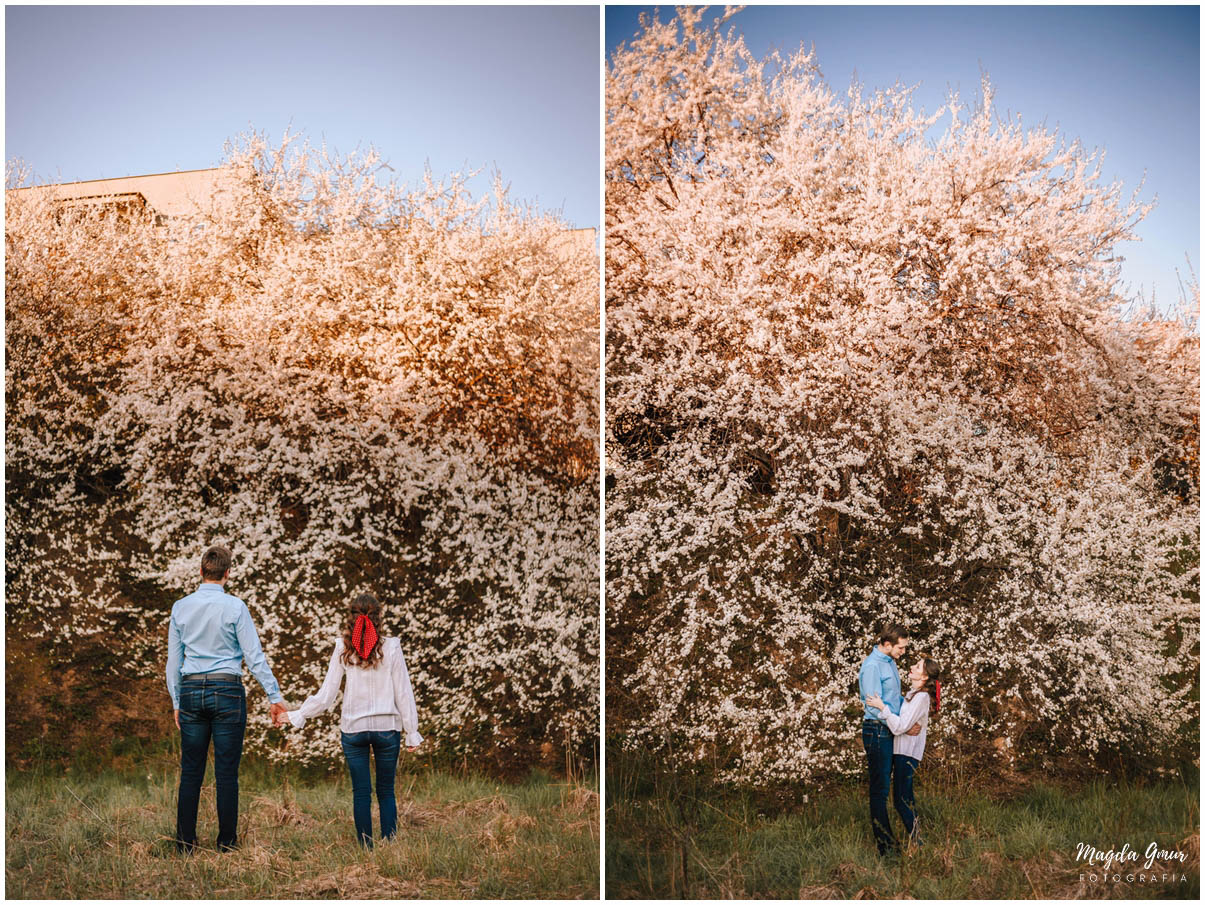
[341,636,402,728]
[287,635,423,744]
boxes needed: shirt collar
[196,582,226,593]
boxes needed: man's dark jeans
[892,753,921,843]
[340,729,401,849]
[176,676,246,853]
[862,720,897,856]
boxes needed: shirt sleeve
[885,662,903,715]
[288,641,344,728]
[391,641,423,747]
[882,692,927,736]
[166,608,184,710]
[235,602,283,703]
[858,660,882,719]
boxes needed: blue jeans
[892,754,921,842]
[341,729,401,848]
[176,677,246,853]
[862,720,897,855]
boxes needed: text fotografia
[1075,842,1189,883]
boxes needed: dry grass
[606,758,1199,899]
[6,758,599,899]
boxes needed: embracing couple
[165,545,424,854]
[857,623,942,858]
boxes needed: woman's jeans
[892,753,921,842]
[861,720,897,855]
[176,676,246,853]
[341,729,401,848]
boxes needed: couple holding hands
[166,545,423,853]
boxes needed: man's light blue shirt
[165,582,283,710]
[858,646,902,721]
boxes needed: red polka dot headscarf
[351,612,378,659]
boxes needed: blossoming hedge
[605,9,1198,785]
[6,134,599,767]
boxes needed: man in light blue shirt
[166,545,286,853]
[859,642,904,724]
[857,623,919,857]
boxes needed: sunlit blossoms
[606,8,1198,785]
[6,132,599,766]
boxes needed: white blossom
[6,131,600,766]
[605,9,1198,785]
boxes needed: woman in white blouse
[866,657,941,848]
[275,592,423,849]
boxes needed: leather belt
[182,673,241,683]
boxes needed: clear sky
[607,5,1200,312]
[6,5,600,228]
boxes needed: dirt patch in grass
[477,811,539,851]
[291,863,425,899]
[246,794,320,830]
[798,883,844,898]
[399,793,509,829]
[563,786,600,814]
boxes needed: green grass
[5,755,599,899]
[606,758,1198,899]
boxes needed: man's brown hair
[879,623,909,645]
[201,545,232,581]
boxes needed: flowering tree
[6,132,599,767]
[606,8,1198,785]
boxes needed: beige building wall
[9,167,237,220]
[12,170,598,257]
[556,227,598,257]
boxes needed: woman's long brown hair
[340,592,385,669]
[906,657,942,714]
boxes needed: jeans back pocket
[376,729,401,749]
[214,687,246,722]
[180,686,203,715]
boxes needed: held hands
[176,703,292,729]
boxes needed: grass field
[606,758,1199,899]
[5,754,599,899]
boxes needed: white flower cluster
[605,9,1199,785]
[5,132,600,766]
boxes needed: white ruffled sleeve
[287,640,345,728]
[391,639,423,747]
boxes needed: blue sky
[6,5,600,228]
[607,5,1200,311]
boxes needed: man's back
[170,545,285,854]
[166,581,282,711]
[172,585,246,673]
